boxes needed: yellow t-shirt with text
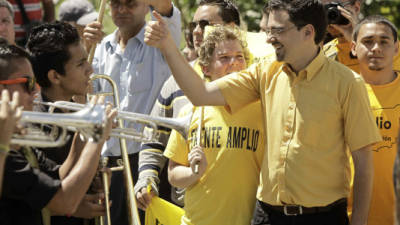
[164,101,264,225]
[348,74,400,225]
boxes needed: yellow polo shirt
[215,50,382,207]
[323,39,400,74]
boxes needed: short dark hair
[353,15,398,42]
[0,0,14,19]
[266,0,327,44]
[199,0,241,26]
[26,21,80,88]
[0,42,31,80]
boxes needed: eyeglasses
[265,25,297,37]
[188,20,211,32]
[0,76,37,94]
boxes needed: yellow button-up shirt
[215,50,381,207]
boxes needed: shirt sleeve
[163,108,192,166]
[135,78,187,194]
[342,76,382,151]
[2,151,61,210]
[214,62,262,114]
[34,148,61,179]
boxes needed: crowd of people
[0,0,400,225]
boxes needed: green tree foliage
[55,0,400,36]
[173,0,400,33]
[362,0,400,37]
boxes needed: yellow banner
[145,197,184,225]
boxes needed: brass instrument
[92,74,138,225]
[6,103,107,148]
[37,100,191,141]
[39,75,191,225]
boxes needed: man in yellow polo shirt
[321,0,400,73]
[144,0,381,224]
[351,15,400,225]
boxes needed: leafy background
[55,0,400,40]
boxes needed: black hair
[353,15,398,42]
[26,21,80,88]
[0,42,31,80]
[199,0,241,26]
[266,0,328,44]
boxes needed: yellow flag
[145,197,184,225]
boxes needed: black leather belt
[261,198,347,216]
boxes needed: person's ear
[47,69,61,86]
[351,40,357,57]
[303,24,314,40]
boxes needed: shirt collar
[283,48,325,81]
[106,24,146,52]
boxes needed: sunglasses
[110,0,136,9]
[188,20,211,32]
[0,76,37,94]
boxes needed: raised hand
[0,90,22,148]
[330,5,359,42]
[144,11,173,50]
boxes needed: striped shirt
[8,0,43,40]
[135,61,203,206]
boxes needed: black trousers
[108,153,145,225]
[251,200,349,225]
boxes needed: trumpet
[35,100,192,141]
[88,74,192,225]
[5,102,108,148]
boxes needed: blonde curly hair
[198,25,250,69]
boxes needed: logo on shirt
[190,126,260,152]
[376,116,392,129]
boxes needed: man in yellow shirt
[351,15,400,225]
[321,0,400,73]
[144,0,382,224]
[165,25,264,225]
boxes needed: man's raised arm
[144,11,226,106]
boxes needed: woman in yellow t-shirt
[164,25,265,225]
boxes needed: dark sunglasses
[110,0,136,9]
[0,76,37,94]
[188,20,210,32]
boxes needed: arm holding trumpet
[45,96,117,216]
[1,96,117,221]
